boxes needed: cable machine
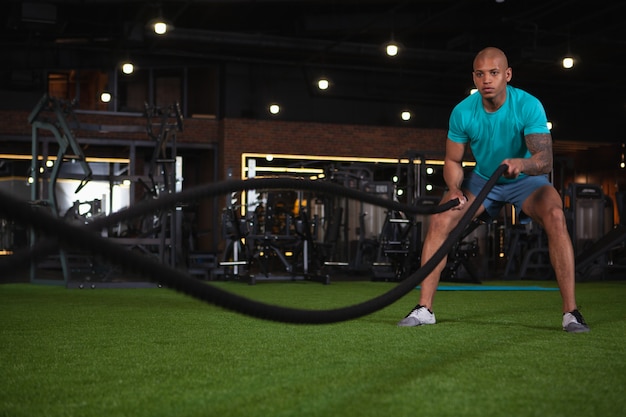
[28,94,93,284]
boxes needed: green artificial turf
[1,279,625,417]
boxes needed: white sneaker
[562,309,590,333]
[397,305,436,327]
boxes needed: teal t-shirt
[448,85,550,184]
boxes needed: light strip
[243,152,410,165]
[0,154,130,164]
[243,166,325,174]
[241,152,475,178]
[242,152,474,168]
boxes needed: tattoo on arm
[524,133,553,175]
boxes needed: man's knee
[525,186,566,226]
[428,210,461,234]
[539,206,568,233]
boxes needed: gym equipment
[371,210,421,281]
[26,96,187,286]
[216,189,331,284]
[565,183,609,280]
[575,225,626,269]
[28,94,93,284]
[564,183,626,280]
[441,217,483,283]
[565,183,605,255]
[503,221,553,280]
[371,152,426,281]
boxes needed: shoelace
[406,305,427,318]
[570,309,587,325]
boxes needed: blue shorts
[463,172,551,222]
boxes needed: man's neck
[482,87,507,113]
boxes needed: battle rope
[2,177,460,274]
[0,165,507,324]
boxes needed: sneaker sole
[563,323,590,333]
[397,318,436,327]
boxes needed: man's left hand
[501,159,523,178]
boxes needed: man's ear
[506,67,512,82]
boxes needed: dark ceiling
[3,0,626,146]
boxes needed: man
[398,47,589,333]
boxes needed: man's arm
[443,139,468,209]
[502,132,553,178]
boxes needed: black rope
[0,165,507,324]
[103,176,461,222]
[2,177,460,275]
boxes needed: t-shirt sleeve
[522,96,551,136]
[447,103,469,143]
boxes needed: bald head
[474,47,509,70]
[471,47,512,106]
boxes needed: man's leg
[418,204,469,310]
[397,191,484,326]
[521,185,577,312]
[522,185,589,332]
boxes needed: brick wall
[1,109,448,180]
[220,118,447,179]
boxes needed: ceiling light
[149,18,173,35]
[385,41,399,57]
[317,78,330,90]
[401,110,411,121]
[562,56,575,69]
[547,121,553,130]
[153,21,168,35]
[121,62,134,74]
[269,104,280,115]
[100,91,112,103]
[147,5,173,35]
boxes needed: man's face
[472,56,512,100]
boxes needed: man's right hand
[448,189,468,211]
